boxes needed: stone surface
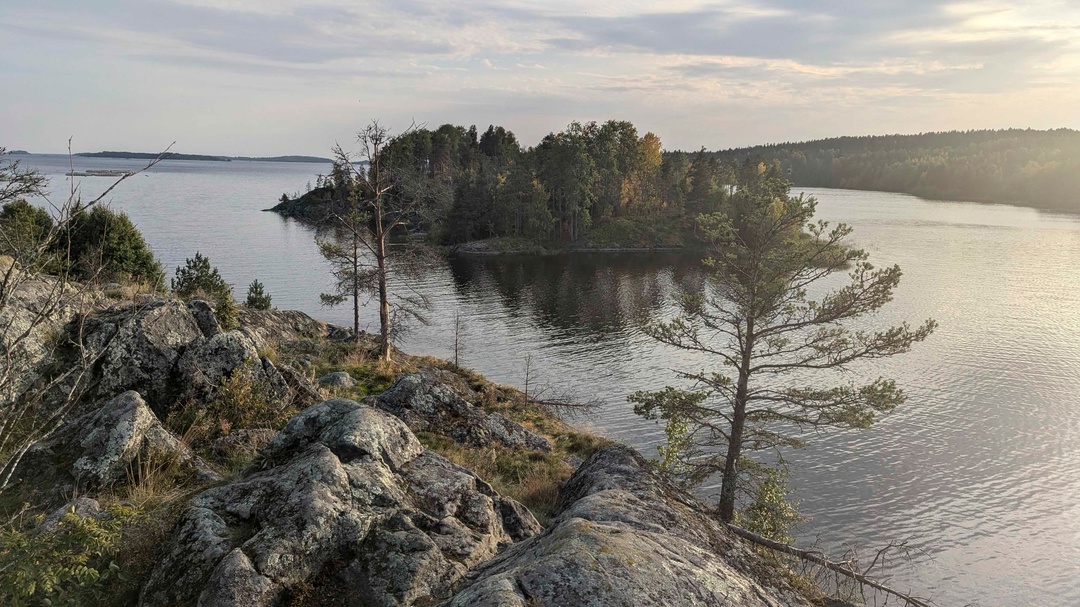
[34,498,103,535]
[187,299,222,338]
[444,445,814,607]
[14,391,218,506]
[318,371,355,388]
[0,275,96,403]
[210,429,276,459]
[371,368,551,452]
[237,308,352,352]
[174,330,294,413]
[139,398,541,607]
[83,300,203,407]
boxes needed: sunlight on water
[23,157,1080,607]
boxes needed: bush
[171,252,237,329]
[245,279,272,310]
[0,199,54,259]
[735,463,801,545]
[64,206,166,291]
[0,503,138,607]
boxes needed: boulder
[371,369,551,452]
[187,299,222,338]
[444,445,814,607]
[140,399,541,607]
[175,330,290,407]
[0,275,96,403]
[13,391,218,506]
[318,371,355,388]
[237,308,352,352]
[83,300,203,406]
[33,497,104,535]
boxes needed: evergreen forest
[710,128,1080,211]
[276,125,1080,250]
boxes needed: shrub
[0,503,138,607]
[245,279,272,310]
[171,252,237,329]
[0,199,54,260]
[64,206,166,291]
[735,463,801,545]
[171,252,226,298]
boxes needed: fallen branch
[727,523,933,607]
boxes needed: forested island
[77,151,231,161]
[272,121,731,251]
[710,128,1080,212]
[273,124,1080,254]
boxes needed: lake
[20,154,1080,606]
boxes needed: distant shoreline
[5,151,334,164]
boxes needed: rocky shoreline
[0,275,824,606]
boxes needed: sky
[2,0,1079,156]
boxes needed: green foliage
[632,163,935,521]
[171,252,224,297]
[245,279,272,310]
[712,128,1080,212]
[0,504,138,607]
[171,252,237,329]
[378,120,698,245]
[735,462,801,545]
[0,199,54,261]
[215,295,239,331]
[209,361,292,431]
[63,206,166,290]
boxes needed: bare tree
[452,309,465,367]
[317,209,373,338]
[322,121,434,361]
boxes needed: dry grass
[416,432,573,525]
[119,449,191,510]
[298,349,614,526]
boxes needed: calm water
[22,154,1080,606]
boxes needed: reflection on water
[21,156,1080,607]
[445,253,697,337]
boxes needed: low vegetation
[1,503,139,607]
[170,252,238,329]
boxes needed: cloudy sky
[2,0,1079,156]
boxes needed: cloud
[1,0,1078,154]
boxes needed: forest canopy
[708,128,1080,212]
[276,125,1080,248]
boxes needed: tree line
[709,128,1080,212]
[281,120,756,245]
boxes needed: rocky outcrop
[237,308,352,352]
[83,300,204,407]
[370,369,551,452]
[175,330,289,405]
[74,300,316,419]
[0,275,98,402]
[445,445,813,607]
[13,391,218,506]
[139,398,541,607]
